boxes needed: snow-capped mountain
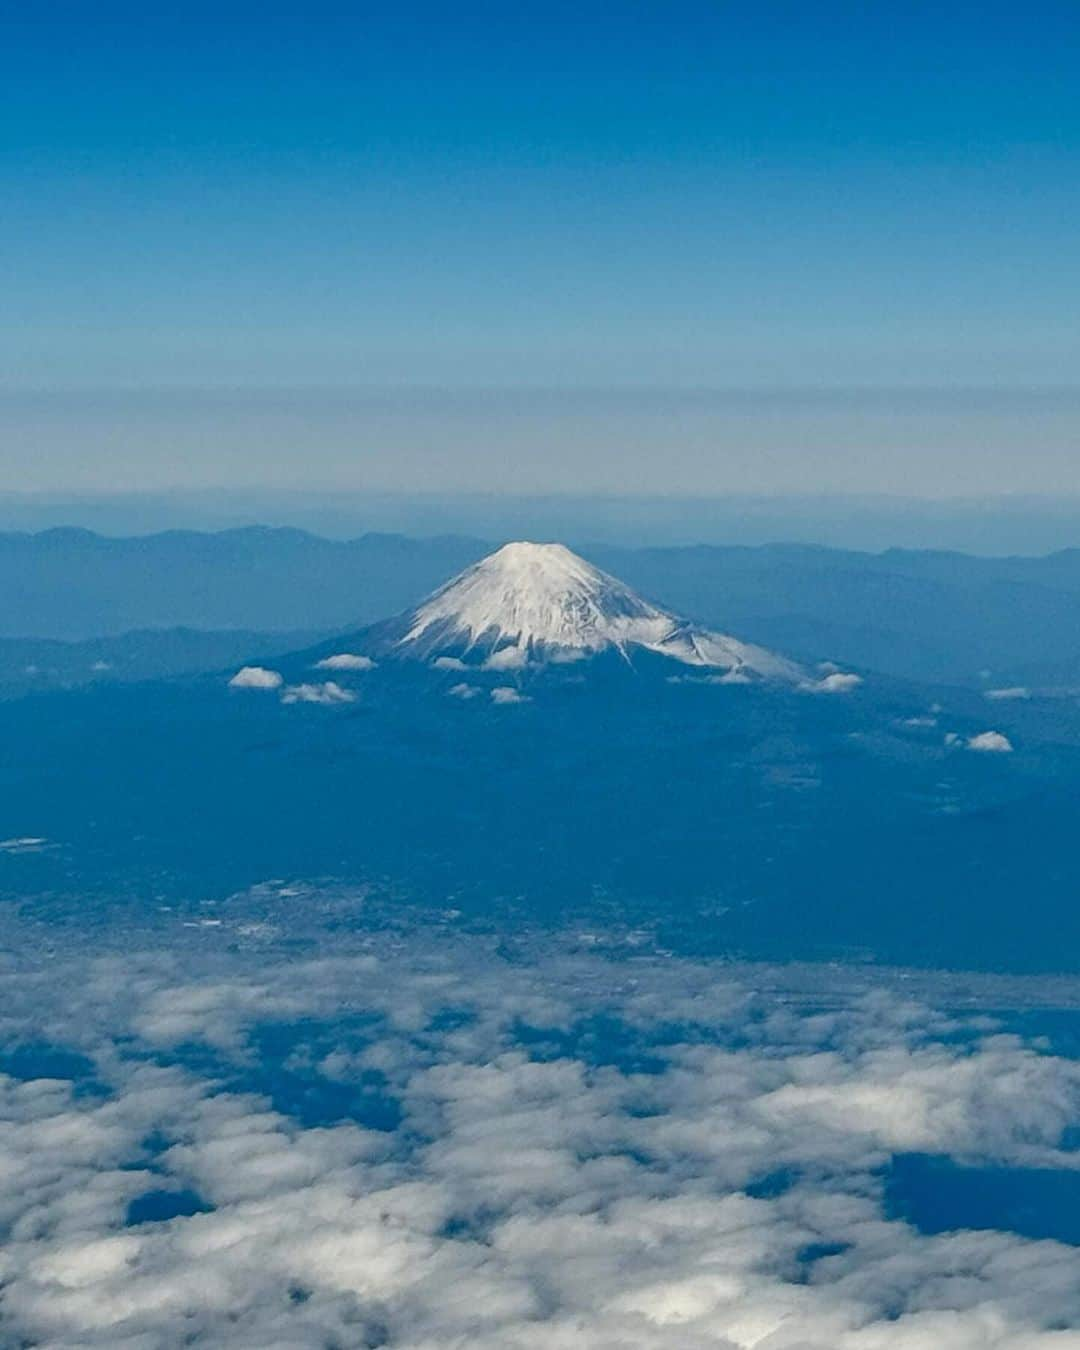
[364,541,804,680]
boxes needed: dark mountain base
[2,660,1077,975]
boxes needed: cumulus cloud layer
[2,924,1080,1348]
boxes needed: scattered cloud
[968,730,1014,753]
[0,837,49,854]
[433,656,469,671]
[228,666,284,690]
[666,670,752,687]
[805,671,863,694]
[484,645,530,671]
[986,687,1031,701]
[280,681,355,706]
[314,653,376,672]
[1,928,1080,1347]
[448,682,481,700]
[491,686,530,704]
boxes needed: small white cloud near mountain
[808,670,863,694]
[490,685,530,705]
[967,730,1014,753]
[281,680,355,706]
[314,653,376,671]
[229,665,283,690]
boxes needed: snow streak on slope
[394,542,804,680]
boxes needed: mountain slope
[360,541,805,680]
[1,636,1071,973]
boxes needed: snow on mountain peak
[389,541,805,681]
[401,541,672,656]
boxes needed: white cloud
[491,686,530,705]
[3,927,1080,1347]
[0,837,48,853]
[805,671,863,694]
[313,653,376,671]
[433,656,469,671]
[448,682,481,700]
[484,645,530,671]
[280,681,355,706]
[667,670,753,687]
[986,687,1031,701]
[968,730,1014,753]
[228,666,283,690]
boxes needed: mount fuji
[354,541,806,681]
[3,536,1064,974]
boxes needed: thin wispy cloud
[314,654,376,671]
[490,686,530,705]
[280,680,355,706]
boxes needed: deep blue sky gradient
[3,3,1079,493]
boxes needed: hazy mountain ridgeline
[0,527,487,640]
[6,526,1080,685]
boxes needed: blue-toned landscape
[6,2,1080,1345]
[5,533,1080,1347]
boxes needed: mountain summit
[369,541,803,680]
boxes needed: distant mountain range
[0,527,482,640]
[6,525,1080,688]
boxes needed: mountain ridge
[7,526,1080,687]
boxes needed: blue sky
[3,2,1079,493]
